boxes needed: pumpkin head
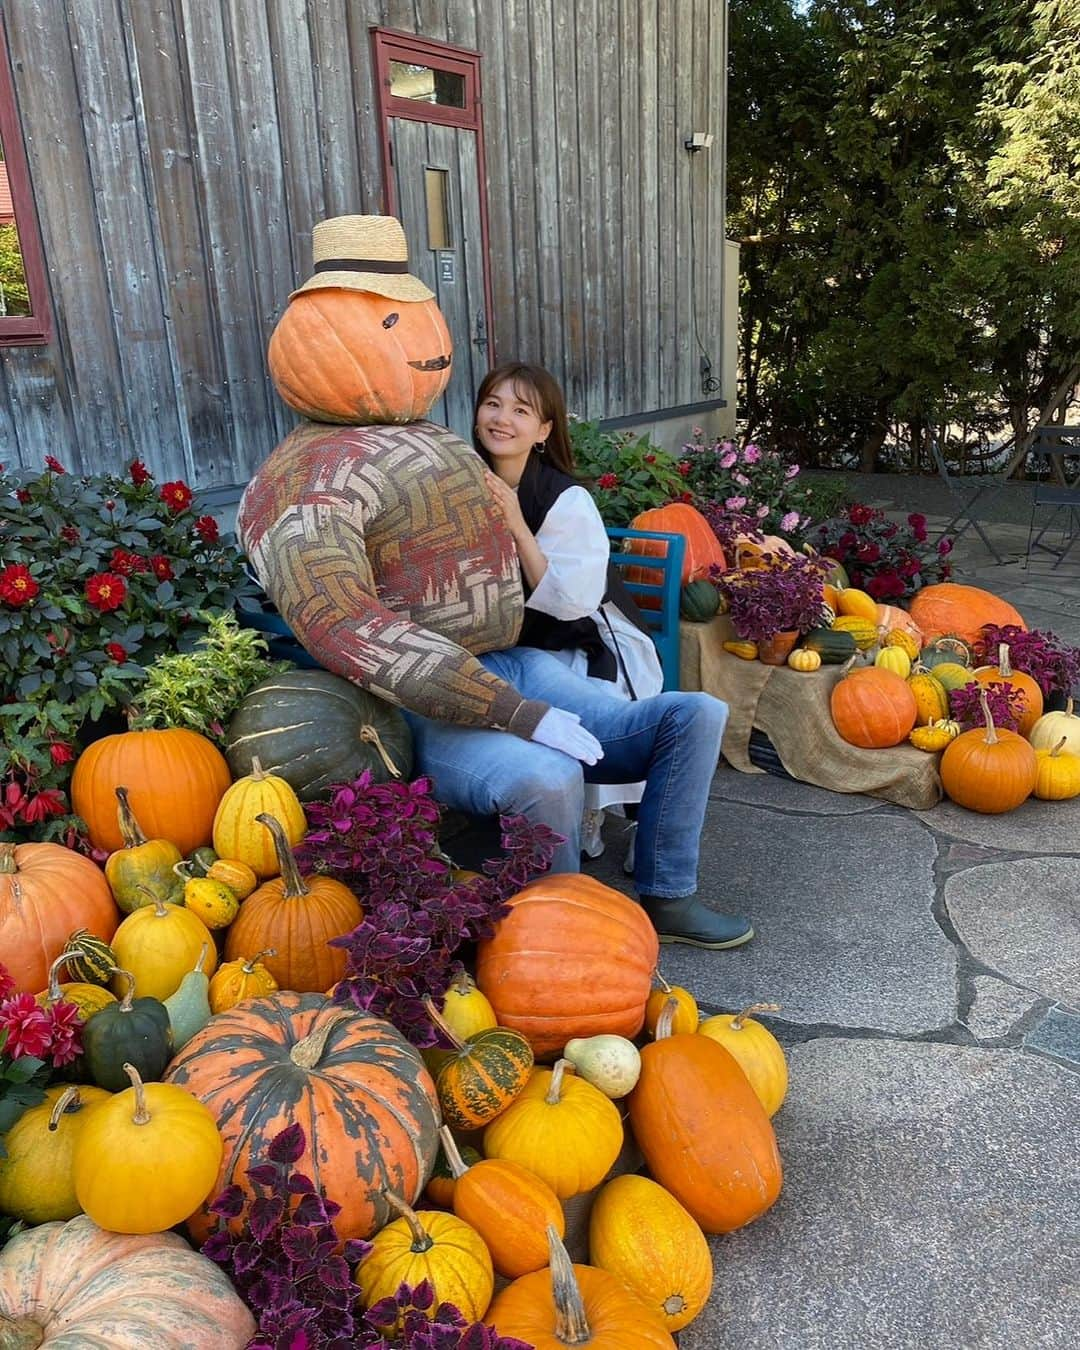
[487,1225,676,1349]
[166,993,441,1243]
[0,1084,111,1224]
[482,1058,624,1199]
[973,643,1044,737]
[223,813,363,993]
[475,874,658,1059]
[0,842,118,996]
[0,1214,255,1348]
[71,728,232,855]
[831,665,918,749]
[627,999,782,1234]
[424,997,534,1130]
[697,1001,788,1117]
[909,583,1025,647]
[940,688,1037,814]
[268,289,452,425]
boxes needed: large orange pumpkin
[223,814,363,993]
[625,504,726,607]
[71,729,231,855]
[830,665,918,749]
[0,843,119,995]
[166,992,441,1243]
[908,583,1025,647]
[627,1001,782,1234]
[940,688,1037,814]
[475,875,659,1060]
[268,289,453,425]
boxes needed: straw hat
[290,215,434,302]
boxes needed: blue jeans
[402,647,727,898]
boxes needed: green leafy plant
[131,610,289,741]
[568,418,685,525]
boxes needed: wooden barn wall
[0,0,727,488]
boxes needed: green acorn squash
[223,670,414,801]
[801,627,858,664]
[679,579,721,623]
[82,969,173,1092]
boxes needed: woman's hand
[484,469,530,541]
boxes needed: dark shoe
[641,895,754,949]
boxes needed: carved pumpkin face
[268,289,453,425]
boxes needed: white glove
[530,707,604,765]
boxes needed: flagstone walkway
[587,486,1080,1349]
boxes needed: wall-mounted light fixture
[684,131,714,153]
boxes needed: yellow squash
[697,1001,788,1117]
[212,757,306,879]
[104,786,184,913]
[110,890,218,1002]
[0,1083,110,1223]
[208,948,279,1014]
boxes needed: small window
[388,60,466,108]
[425,168,451,250]
[0,13,49,345]
[0,137,32,318]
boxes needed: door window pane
[425,168,451,250]
[0,134,32,318]
[389,61,465,109]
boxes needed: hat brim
[289,271,434,303]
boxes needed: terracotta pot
[757,630,799,665]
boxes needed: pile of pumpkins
[0,714,791,1346]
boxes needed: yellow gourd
[722,639,759,660]
[884,628,920,662]
[697,1001,788,1117]
[104,786,184,913]
[787,647,822,672]
[875,645,912,679]
[35,953,117,1022]
[906,671,950,725]
[831,615,878,651]
[172,862,240,930]
[110,889,218,1002]
[835,587,879,621]
[439,970,498,1041]
[909,719,961,752]
[208,948,279,1013]
[0,1084,110,1223]
[212,757,306,879]
[1032,738,1080,801]
[204,857,258,899]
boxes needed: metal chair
[929,438,1007,564]
[1025,425,1080,568]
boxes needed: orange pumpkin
[627,1000,782,1234]
[223,814,363,993]
[268,289,452,425]
[625,504,726,607]
[908,583,1025,648]
[940,688,1037,814]
[830,665,918,749]
[475,875,658,1059]
[973,642,1044,737]
[0,842,119,995]
[71,728,231,855]
[166,992,441,1243]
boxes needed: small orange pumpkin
[940,687,1037,814]
[831,664,918,749]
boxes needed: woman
[474,362,663,862]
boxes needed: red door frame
[0,9,51,345]
[371,27,495,367]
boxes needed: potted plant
[711,552,830,664]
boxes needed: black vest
[514,455,650,683]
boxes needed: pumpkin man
[240,215,751,949]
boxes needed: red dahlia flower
[160,479,193,512]
[0,564,39,607]
[85,572,127,612]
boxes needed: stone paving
[585,494,1080,1349]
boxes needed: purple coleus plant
[976,624,1080,699]
[202,1123,531,1350]
[293,772,561,1047]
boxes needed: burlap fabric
[680,615,943,810]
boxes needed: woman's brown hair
[473,363,576,476]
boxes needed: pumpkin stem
[0,843,16,875]
[172,859,195,881]
[1049,736,1068,759]
[437,1125,471,1180]
[977,688,999,745]
[250,755,267,779]
[997,642,1012,677]
[545,1058,573,1105]
[654,996,681,1042]
[290,1010,351,1069]
[448,969,474,997]
[47,1085,82,1131]
[358,724,403,778]
[134,884,173,917]
[115,786,148,848]
[112,968,138,1012]
[193,943,209,976]
[422,995,466,1051]
[547,1224,591,1345]
[255,813,309,899]
[44,952,79,1005]
[731,1001,781,1030]
[0,1313,46,1349]
[652,971,673,993]
[242,948,277,974]
[382,1188,434,1253]
[123,1062,152,1125]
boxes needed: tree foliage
[0,223,30,317]
[728,0,1080,471]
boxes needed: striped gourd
[425,997,534,1130]
[875,645,911,679]
[165,992,441,1243]
[884,628,920,662]
[831,614,878,651]
[907,671,950,725]
[61,929,118,986]
[211,759,306,879]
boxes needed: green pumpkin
[919,636,973,671]
[925,661,973,693]
[801,627,858,664]
[223,670,414,801]
[186,846,219,877]
[61,929,118,987]
[679,579,721,623]
[82,969,173,1092]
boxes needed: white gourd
[563,1035,642,1098]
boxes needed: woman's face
[475,379,552,467]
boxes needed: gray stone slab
[680,1039,1080,1350]
[963,974,1041,1041]
[591,803,954,1034]
[710,764,883,815]
[915,795,1080,852]
[945,857,1080,1009]
[1024,1005,1080,1067]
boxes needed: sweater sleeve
[525,485,609,620]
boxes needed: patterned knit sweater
[238,419,549,736]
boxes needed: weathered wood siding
[0,0,728,487]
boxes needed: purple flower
[720,450,738,469]
[781,511,800,532]
[743,444,761,464]
[785,463,800,479]
[733,472,750,486]
[756,504,770,518]
[725,495,747,511]
[938,537,953,555]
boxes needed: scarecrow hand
[531,708,604,764]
